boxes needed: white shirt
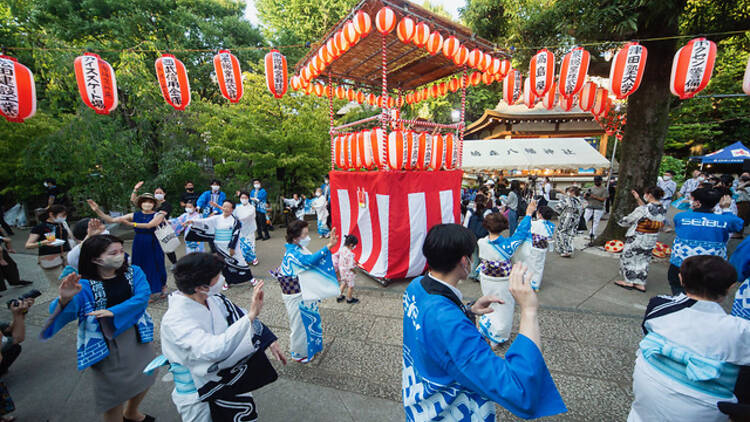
[427,272,463,302]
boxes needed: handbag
[154,222,181,253]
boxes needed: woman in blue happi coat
[42,234,156,422]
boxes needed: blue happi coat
[402,276,566,421]
[730,237,750,320]
[670,210,743,267]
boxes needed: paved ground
[0,214,743,421]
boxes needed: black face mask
[186,188,194,192]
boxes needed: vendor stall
[690,141,750,173]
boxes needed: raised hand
[526,199,538,216]
[470,295,504,315]
[59,273,82,304]
[327,227,338,249]
[86,199,101,213]
[508,263,538,313]
[133,181,144,191]
[87,218,105,237]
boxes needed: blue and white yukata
[156,292,278,422]
[273,244,339,362]
[402,274,567,421]
[234,202,258,265]
[628,294,750,422]
[311,195,330,237]
[730,236,750,320]
[169,210,204,254]
[476,215,531,345]
[512,218,556,291]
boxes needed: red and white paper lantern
[415,132,432,171]
[503,69,521,105]
[326,38,340,60]
[358,131,375,169]
[354,11,372,36]
[264,49,288,99]
[442,36,460,59]
[523,77,537,109]
[609,42,647,99]
[453,46,469,66]
[468,49,484,69]
[425,31,443,55]
[387,130,407,170]
[397,17,415,43]
[344,21,360,46]
[375,7,397,34]
[74,52,118,114]
[592,87,610,116]
[413,22,430,47]
[430,133,445,170]
[213,50,243,103]
[335,134,348,169]
[670,37,717,99]
[371,127,386,168]
[488,57,502,75]
[529,48,554,97]
[0,55,36,122]
[335,30,350,54]
[155,54,190,111]
[499,60,510,77]
[448,78,460,92]
[579,81,596,112]
[559,94,576,111]
[558,47,589,98]
[443,132,457,170]
[542,82,556,110]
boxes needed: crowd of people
[0,167,746,421]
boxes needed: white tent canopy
[461,138,610,170]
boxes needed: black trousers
[0,250,20,289]
[0,343,20,375]
[256,212,269,239]
[667,264,684,296]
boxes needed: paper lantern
[263,49,288,100]
[744,56,750,95]
[0,55,36,122]
[542,82,556,110]
[358,130,375,169]
[592,87,610,116]
[366,93,377,106]
[453,46,469,66]
[558,47,589,98]
[313,83,324,97]
[529,49,554,97]
[319,48,332,66]
[670,37,717,99]
[430,84,439,98]
[74,52,118,114]
[375,7,396,34]
[482,72,494,85]
[344,21,360,45]
[326,38,340,60]
[155,54,191,111]
[442,36,460,59]
[354,11,372,36]
[312,54,325,73]
[523,77,537,109]
[488,57,502,75]
[448,78,459,92]
[388,96,396,108]
[579,82,596,112]
[333,86,343,100]
[335,135,348,169]
[371,127,386,168]
[468,49,484,69]
[350,131,362,169]
[290,75,301,91]
[413,22,431,47]
[609,42,647,99]
[480,53,492,72]
[559,94,575,111]
[347,88,355,102]
[439,82,448,96]
[405,92,414,104]
[387,130,407,170]
[415,132,432,171]
[444,132,457,170]
[429,133,445,170]
[470,72,482,86]
[397,17,415,43]
[503,69,521,105]
[404,130,418,170]
[335,30,350,54]
[303,83,313,95]
[356,91,365,104]
[414,90,422,102]
[425,31,443,55]
[499,60,510,77]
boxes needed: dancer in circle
[553,186,584,258]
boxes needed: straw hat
[135,193,157,209]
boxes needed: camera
[6,289,41,309]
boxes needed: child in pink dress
[334,235,359,304]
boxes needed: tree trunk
[595,35,680,244]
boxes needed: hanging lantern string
[511,29,749,51]
[2,43,310,53]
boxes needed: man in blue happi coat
[402,223,566,421]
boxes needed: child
[169,200,204,255]
[335,235,359,304]
[512,205,556,291]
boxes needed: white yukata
[234,203,258,265]
[512,219,555,291]
[476,216,531,345]
[629,294,750,422]
[311,195,330,237]
[158,292,278,422]
[190,214,254,285]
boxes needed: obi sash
[143,356,197,395]
[640,332,739,398]
[480,259,513,278]
[270,268,302,295]
[214,228,233,243]
[531,234,549,249]
[636,219,664,234]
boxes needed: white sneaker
[252,259,259,266]
[221,283,229,291]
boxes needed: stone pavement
[0,221,743,421]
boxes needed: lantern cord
[2,43,309,54]
[328,71,335,171]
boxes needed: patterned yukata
[476,216,531,345]
[512,219,556,291]
[169,211,204,254]
[553,195,584,256]
[234,203,257,265]
[617,203,666,287]
[333,246,356,287]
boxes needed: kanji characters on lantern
[264,49,288,99]
[74,52,118,114]
[670,37,716,99]
[213,50,243,103]
[503,69,521,105]
[609,42,647,99]
[558,47,589,98]
[0,55,36,122]
[529,49,554,96]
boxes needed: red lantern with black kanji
[264,49,288,99]
[559,94,575,111]
[579,81,596,112]
[529,48,554,97]
[503,69,521,105]
[397,17,415,43]
[74,52,118,114]
[670,37,717,99]
[558,47,589,98]
[375,7,396,34]
[609,42,647,99]
[155,54,191,110]
[0,55,36,122]
[213,50,243,103]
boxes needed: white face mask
[299,236,311,247]
[315,192,321,197]
[53,216,66,223]
[97,253,125,269]
[154,193,165,201]
[240,198,249,205]
[663,175,671,181]
[697,176,705,182]
[141,202,154,211]
[253,183,261,189]
[43,182,48,188]
[185,207,194,214]
[211,185,220,192]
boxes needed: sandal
[614,281,634,290]
[633,285,647,293]
[123,415,155,422]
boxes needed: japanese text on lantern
[272,52,284,94]
[83,56,105,109]
[0,59,18,117]
[685,40,709,92]
[220,53,237,99]
[621,45,642,94]
[163,58,182,106]
[536,54,547,91]
[566,50,582,94]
